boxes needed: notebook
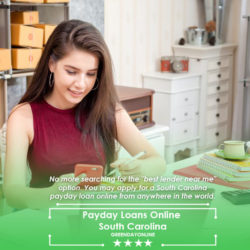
[173,165,250,189]
[203,153,250,171]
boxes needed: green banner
[1,175,249,250]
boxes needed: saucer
[215,150,250,160]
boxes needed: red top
[28,100,106,188]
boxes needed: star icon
[135,239,142,247]
[114,239,121,247]
[124,239,132,247]
[145,239,152,247]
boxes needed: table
[167,153,250,248]
[0,153,249,250]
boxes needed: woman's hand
[110,156,166,177]
[110,158,143,177]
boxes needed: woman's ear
[48,57,56,73]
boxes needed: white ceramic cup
[218,141,246,158]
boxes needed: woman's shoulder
[9,103,33,121]
[7,103,34,143]
[7,103,34,144]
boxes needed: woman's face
[48,48,99,109]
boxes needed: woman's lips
[68,89,84,97]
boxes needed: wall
[70,0,104,34]
[104,0,204,86]
[104,0,240,87]
[231,0,250,139]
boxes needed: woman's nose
[75,73,86,88]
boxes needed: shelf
[12,69,34,78]
[0,0,69,127]
[0,70,34,80]
[11,3,68,7]
[173,43,237,59]
[143,72,202,81]
[0,1,68,7]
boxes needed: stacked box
[12,48,42,69]
[11,23,43,69]
[44,0,69,3]
[11,24,44,48]
[0,49,12,71]
[33,24,56,44]
[11,0,43,3]
[11,11,39,25]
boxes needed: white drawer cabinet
[207,93,229,107]
[205,124,228,148]
[207,68,229,82]
[207,81,229,95]
[207,56,230,70]
[142,72,201,163]
[167,119,199,143]
[173,44,236,151]
[172,90,199,107]
[206,106,228,126]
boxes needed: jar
[161,56,171,72]
[179,56,189,72]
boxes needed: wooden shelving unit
[0,0,69,186]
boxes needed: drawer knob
[184,129,188,133]
[217,61,221,66]
[195,111,199,115]
[217,74,221,78]
[184,112,188,116]
[185,97,189,101]
[215,132,220,136]
[216,86,221,91]
[172,117,176,121]
[216,113,220,118]
[216,98,220,102]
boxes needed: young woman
[3,20,166,209]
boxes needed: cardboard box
[44,0,69,3]
[11,24,43,48]
[11,0,43,3]
[11,11,39,25]
[0,49,12,71]
[33,24,56,44]
[12,48,42,69]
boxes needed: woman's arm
[3,105,56,209]
[111,108,167,176]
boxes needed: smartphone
[74,164,103,187]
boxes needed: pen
[107,151,147,176]
[123,151,147,166]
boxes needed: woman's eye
[87,73,97,77]
[66,70,76,75]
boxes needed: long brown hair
[19,19,119,169]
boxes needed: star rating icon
[135,239,142,247]
[125,239,132,247]
[114,239,121,247]
[113,239,152,247]
[145,239,152,247]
